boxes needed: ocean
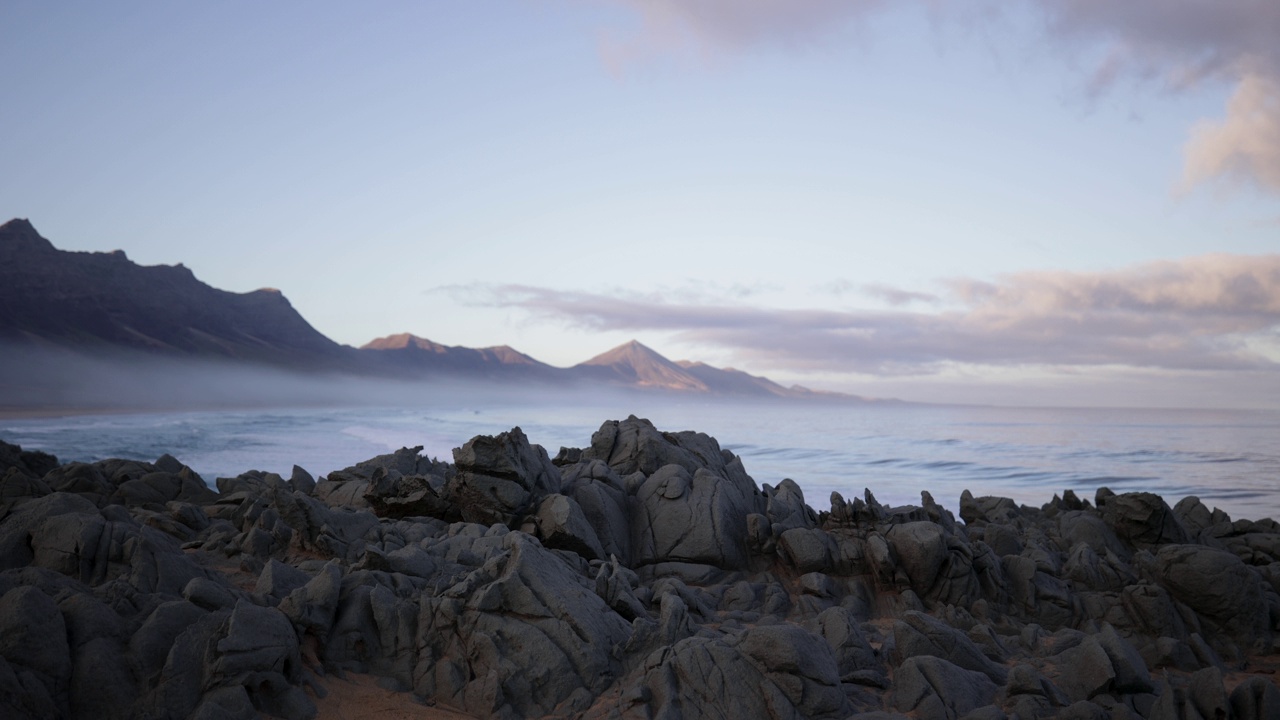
[3,399,1278,523]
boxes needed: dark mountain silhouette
[0,218,878,402]
[0,218,351,367]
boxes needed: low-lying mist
[0,344,634,415]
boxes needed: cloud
[603,0,886,54]
[1033,1,1280,193]
[1035,0,1280,87]
[861,283,941,306]
[598,0,1280,195]
[475,254,1280,376]
[1183,72,1280,193]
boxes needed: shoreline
[3,415,1280,718]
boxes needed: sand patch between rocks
[312,673,476,720]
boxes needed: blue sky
[3,1,1278,407]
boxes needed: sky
[2,1,1279,408]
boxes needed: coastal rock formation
[2,416,1280,719]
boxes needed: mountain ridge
[0,218,878,401]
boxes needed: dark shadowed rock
[1151,544,1270,646]
[2,417,1280,720]
[1100,491,1190,548]
[631,463,759,570]
[0,585,71,710]
[534,493,606,560]
[894,655,998,719]
[893,611,1008,684]
[1230,676,1280,720]
[446,427,561,525]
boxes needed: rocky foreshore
[2,415,1279,720]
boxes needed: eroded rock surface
[2,414,1279,719]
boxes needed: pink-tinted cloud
[599,0,1280,195]
[472,253,1280,376]
[1183,73,1280,193]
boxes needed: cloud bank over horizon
[603,0,1280,196]
[470,253,1280,383]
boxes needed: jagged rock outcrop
[1,417,1279,719]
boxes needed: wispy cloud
[599,0,1280,196]
[469,254,1280,376]
[861,283,941,306]
[1035,0,1280,194]
[1183,72,1280,194]
[602,0,886,57]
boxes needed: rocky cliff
[2,417,1279,719]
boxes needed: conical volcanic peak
[577,340,709,392]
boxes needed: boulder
[445,427,561,525]
[1151,544,1270,646]
[534,493,606,561]
[1099,491,1189,548]
[892,611,1007,683]
[631,464,758,570]
[886,521,948,592]
[416,532,631,717]
[893,655,998,719]
[1230,676,1280,720]
[0,585,71,705]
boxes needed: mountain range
[0,218,868,401]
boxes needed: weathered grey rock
[959,491,1020,526]
[1185,666,1230,720]
[445,427,561,525]
[279,560,343,640]
[778,527,833,572]
[636,637,781,719]
[201,601,313,719]
[1230,676,1280,720]
[586,415,738,478]
[535,493,606,560]
[0,439,58,479]
[764,478,818,532]
[0,585,71,707]
[894,655,998,719]
[886,521,948,592]
[0,467,51,513]
[289,465,316,495]
[1151,544,1270,646]
[893,611,1007,684]
[190,685,257,720]
[631,463,759,570]
[184,577,237,611]
[738,624,852,718]
[0,653,59,720]
[69,637,136,720]
[595,556,648,621]
[1095,623,1153,694]
[1048,636,1115,703]
[255,558,312,599]
[812,605,884,684]
[417,532,631,717]
[0,492,99,570]
[562,459,632,563]
[1099,491,1190,548]
[7,418,1280,720]
[132,601,210,680]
